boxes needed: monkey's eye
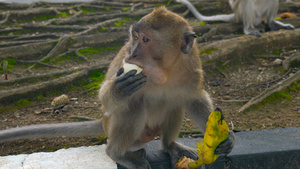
[143,37,150,43]
[134,35,138,40]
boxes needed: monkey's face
[124,7,197,86]
[124,26,175,86]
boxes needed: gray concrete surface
[1,127,299,169]
[120,127,300,169]
[0,145,117,169]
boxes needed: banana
[188,108,229,168]
[122,59,143,75]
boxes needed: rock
[258,67,266,71]
[273,59,282,65]
[223,95,231,100]
[70,98,78,101]
[51,94,69,107]
[210,80,221,86]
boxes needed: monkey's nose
[125,55,137,63]
[130,54,138,58]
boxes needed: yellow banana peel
[188,108,229,168]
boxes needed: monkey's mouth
[123,59,143,68]
[122,59,144,74]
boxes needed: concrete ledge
[137,127,300,169]
[1,127,299,169]
[0,145,117,169]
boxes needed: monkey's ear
[181,31,197,54]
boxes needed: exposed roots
[239,70,300,112]
[0,63,109,104]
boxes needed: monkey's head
[124,6,197,86]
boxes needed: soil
[0,0,300,156]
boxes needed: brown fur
[99,7,213,168]
[0,7,221,169]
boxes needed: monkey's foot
[166,142,198,169]
[244,28,261,37]
[111,149,151,169]
[269,21,295,31]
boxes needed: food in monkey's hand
[176,156,195,169]
[183,108,229,168]
[122,61,143,75]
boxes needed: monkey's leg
[188,90,213,131]
[238,0,261,37]
[161,108,198,168]
[105,113,151,169]
[265,0,295,31]
[107,146,151,169]
[268,20,295,31]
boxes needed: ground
[0,0,300,156]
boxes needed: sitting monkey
[0,7,235,169]
[177,0,295,37]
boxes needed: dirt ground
[0,0,300,156]
[1,46,299,156]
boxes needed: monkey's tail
[0,120,104,143]
[176,0,235,22]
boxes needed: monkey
[177,0,295,37]
[0,7,235,169]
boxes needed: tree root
[17,60,58,68]
[0,31,127,61]
[21,25,86,33]
[131,2,143,12]
[44,10,83,26]
[75,18,121,36]
[199,29,300,63]
[70,31,128,48]
[49,50,75,63]
[75,48,88,61]
[0,70,88,104]
[283,52,300,70]
[0,68,75,87]
[213,99,249,103]
[0,12,10,26]
[0,62,109,104]
[40,35,70,62]
[27,35,70,70]
[0,40,57,60]
[238,69,300,112]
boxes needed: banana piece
[123,60,143,75]
[188,108,229,168]
[176,156,195,169]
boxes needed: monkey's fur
[0,7,235,169]
[177,0,295,37]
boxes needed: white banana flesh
[122,60,143,75]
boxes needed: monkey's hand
[215,130,235,154]
[115,68,147,96]
[188,108,230,168]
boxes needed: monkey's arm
[99,68,146,114]
[0,120,103,143]
[187,91,235,155]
